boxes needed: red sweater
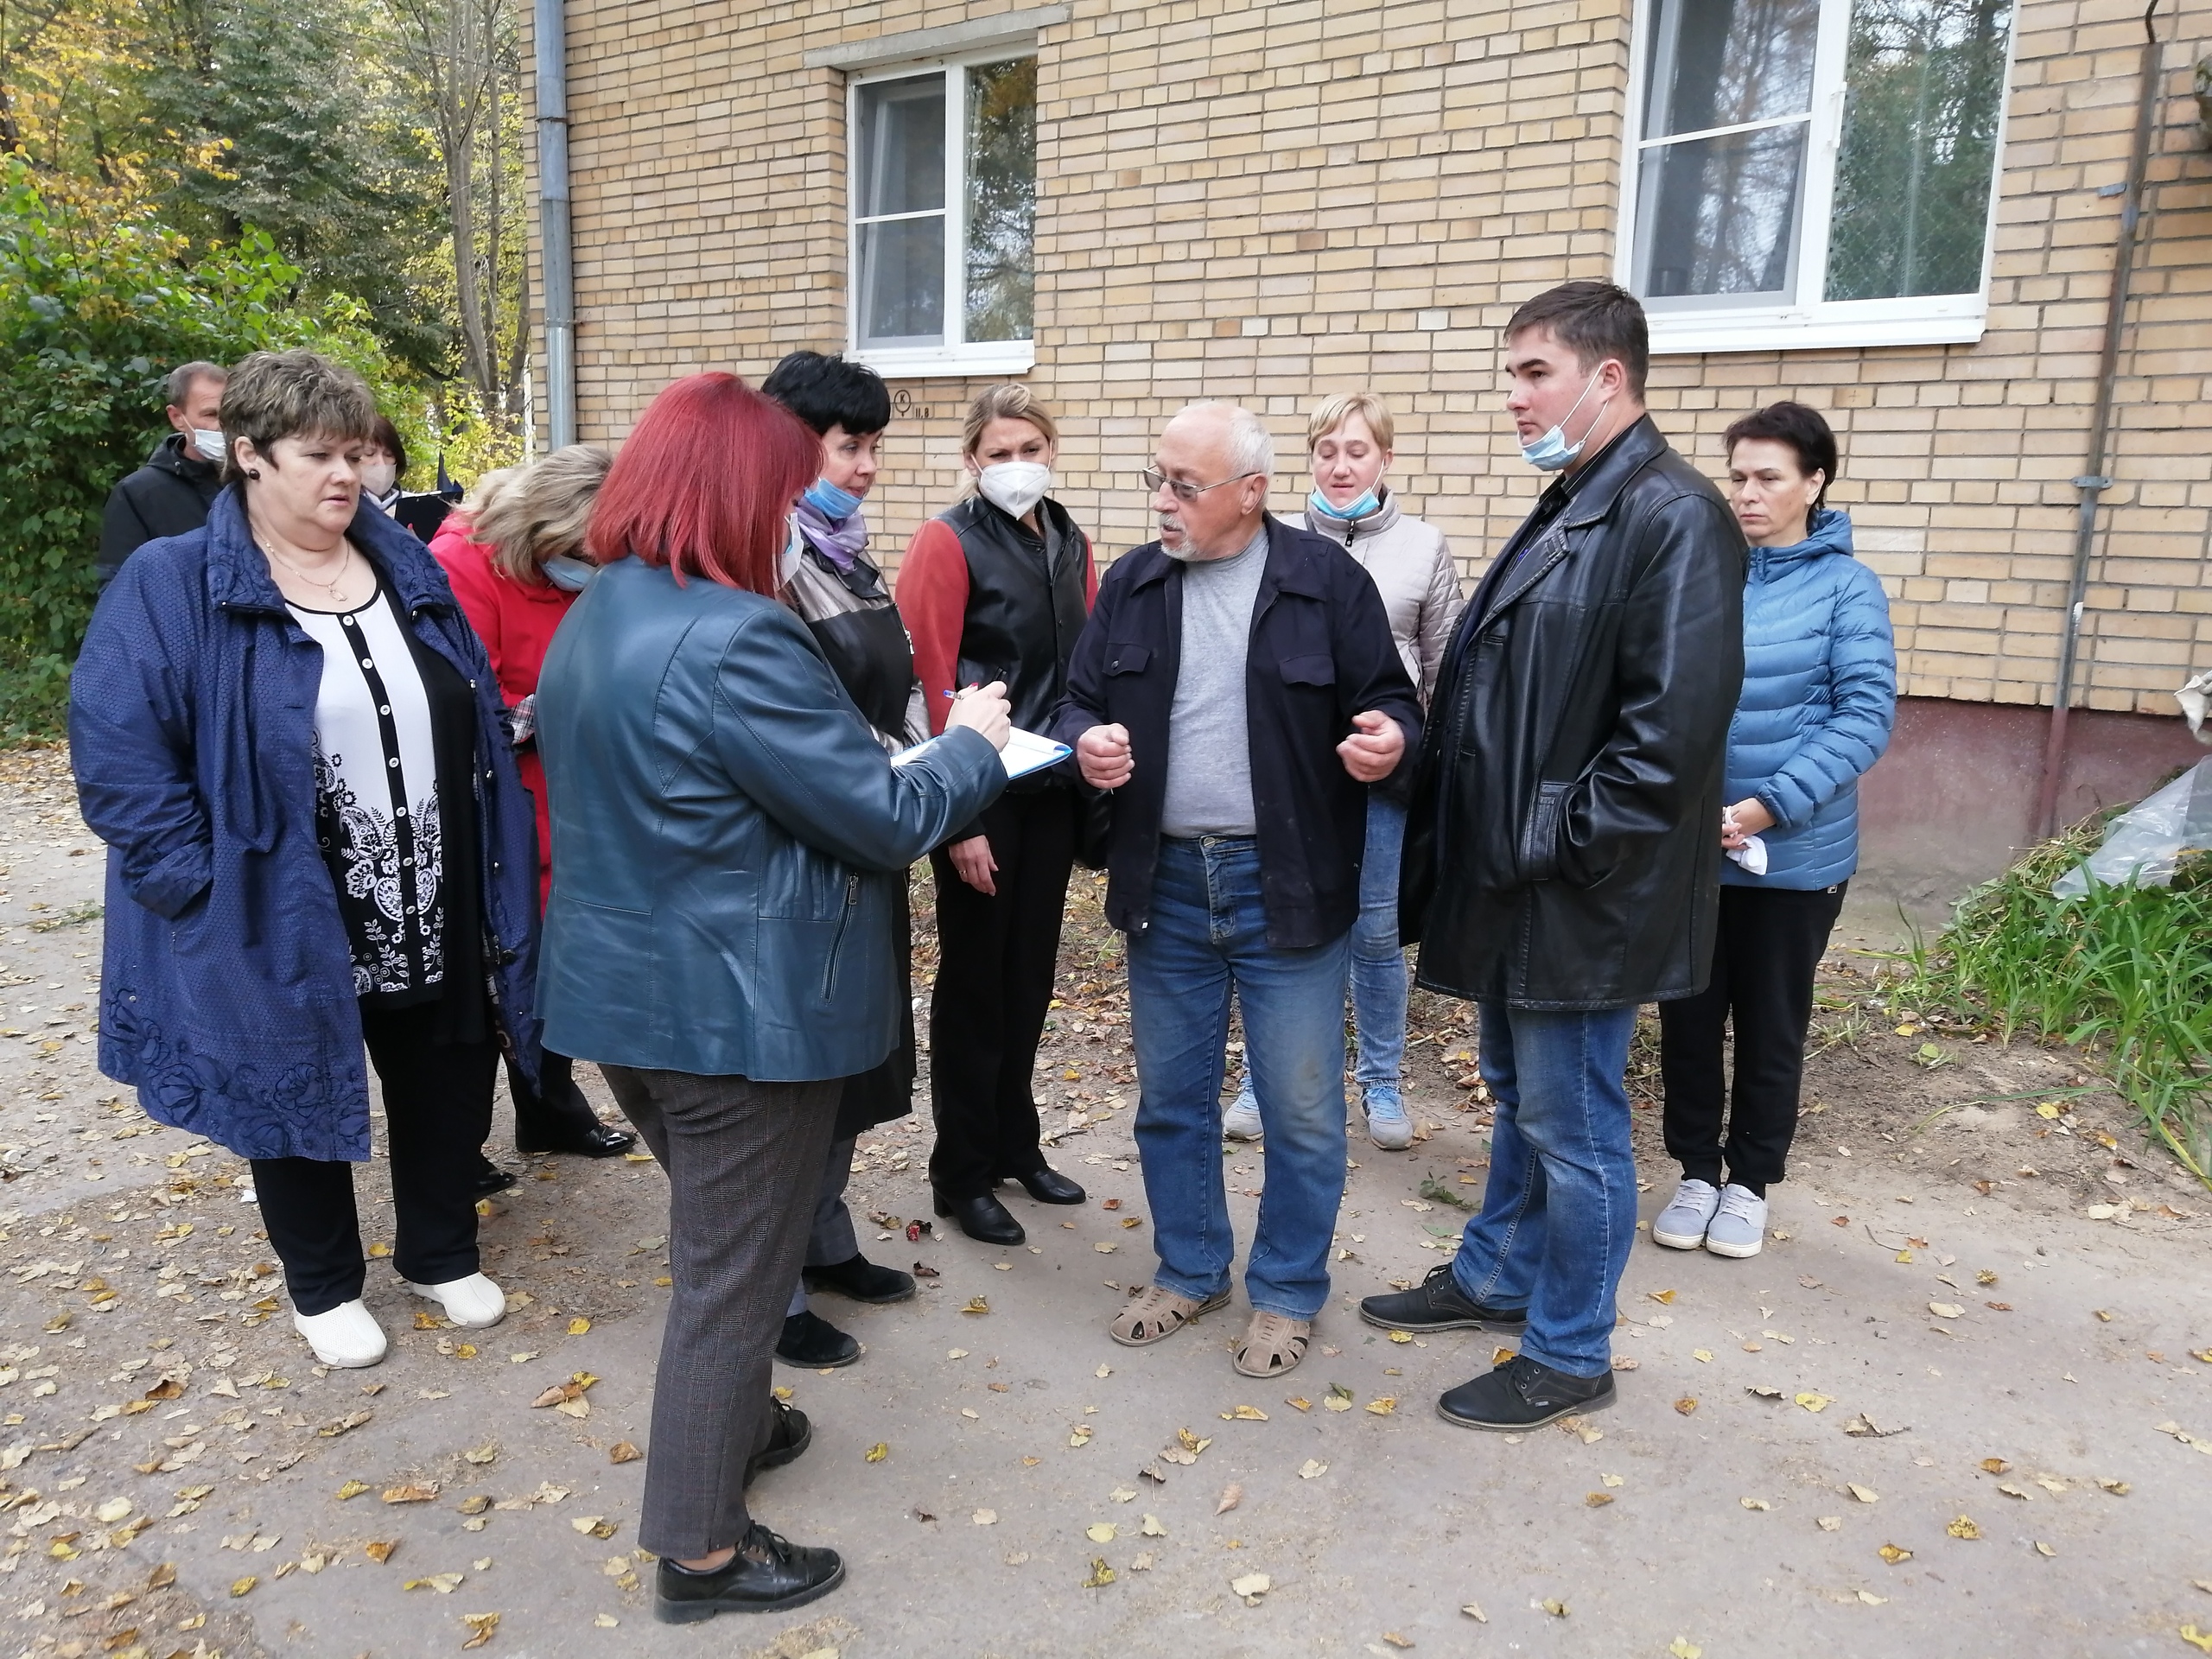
[895,516,1098,735]
[429,522,578,909]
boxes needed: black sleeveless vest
[940,494,1090,740]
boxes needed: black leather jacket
[1401,416,1745,1009]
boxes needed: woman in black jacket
[759,351,929,1366]
[895,385,1097,1246]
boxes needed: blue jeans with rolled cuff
[1351,792,1408,1090]
[1449,1000,1639,1377]
[1128,836,1350,1320]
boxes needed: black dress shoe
[1357,1264,1527,1334]
[655,1522,844,1623]
[933,1191,1025,1247]
[517,1122,638,1159]
[774,1310,860,1369]
[1005,1166,1086,1205]
[1438,1354,1616,1431]
[467,1160,518,1201]
[744,1398,810,1487]
[803,1254,915,1305]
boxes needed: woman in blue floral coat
[70,350,543,1370]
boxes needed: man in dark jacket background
[1361,282,1745,1429]
[1052,401,1421,1381]
[96,361,228,591]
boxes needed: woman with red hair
[535,372,1011,1623]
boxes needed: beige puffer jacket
[1294,489,1464,704]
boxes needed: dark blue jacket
[1726,509,1896,889]
[70,487,543,1162]
[1048,517,1422,950]
[534,557,1005,1082]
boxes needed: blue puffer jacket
[1726,509,1897,889]
[70,487,544,1161]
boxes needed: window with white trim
[1621,0,2016,354]
[849,54,1036,377]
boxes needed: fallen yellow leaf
[364,1541,397,1564]
[1848,1484,1879,1503]
[2183,1629,2212,1655]
[336,1480,370,1500]
[1947,1515,1982,1540]
[864,1443,888,1463]
[461,1611,499,1649]
[1230,1572,1271,1599]
[568,1318,591,1335]
[1387,1329,1413,1344]
[1675,1397,1699,1416]
[1669,1641,1703,1659]
[1796,1392,1834,1413]
[608,1441,642,1465]
[1084,1558,1116,1589]
[1365,1396,1398,1416]
[1878,1544,1911,1564]
[1649,1289,1676,1305]
[1085,1522,1117,1543]
[1224,1405,1268,1421]
[1586,1491,1615,1508]
[1541,1598,1568,1617]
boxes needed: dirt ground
[0,745,2208,1659]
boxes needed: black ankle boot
[774,1310,859,1368]
[933,1191,1024,1246]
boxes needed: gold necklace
[258,534,356,606]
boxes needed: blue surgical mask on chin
[802,476,864,521]
[1519,372,1611,473]
[1308,486,1380,523]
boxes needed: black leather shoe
[803,1254,915,1305]
[774,1310,860,1369]
[1358,1264,1527,1334]
[1005,1166,1085,1205]
[654,1522,844,1623]
[1438,1354,1616,1431]
[518,1121,638,1159]
[743,1398,810,1487]
[934,1191,1025,1247]
[467,1160,518,1201]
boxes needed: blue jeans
[1351,793,1408,1090]
[1128,837,1350,1319]
[1450,1001,1638,1376]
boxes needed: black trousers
[1656,881,1847,1192]
[503,1048,605,1148]
[254,1000,500,1317]
[927,786,1077,1200]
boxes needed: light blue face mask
[802,476,863,521]
[1308,486,1380,523]
[1519,371,1611,473]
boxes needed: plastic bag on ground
[2053,757,2212,897]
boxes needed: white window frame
[845,48,1037,379]
[1616,0,2018,356]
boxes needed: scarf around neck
[794,498,868,572]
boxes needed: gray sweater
[1296,490,1463,703]
[1159,524,1269,837]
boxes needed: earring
[246,469,261,480]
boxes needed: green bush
[0,162,421,740]
[1899,813,2212,1185]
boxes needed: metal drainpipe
[534,0,577,450]
[2031,0,2169,838]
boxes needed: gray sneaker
[1704,1184,1768,1258]
[1362,1084,1414,1151]
[1651,1178,1720,1250]
[1222,1084,1263,1141]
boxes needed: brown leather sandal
[1109,1285,1230,1347]
[1232,1311,1313,1377]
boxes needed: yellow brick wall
[526,0,2212,715]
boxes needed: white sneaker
[1704,1185,1768,1258]
[294,1300,387,1368]
[1222,1085,1263,1141]
[1651,1178,1720,1250]
[404,1272,508,1329]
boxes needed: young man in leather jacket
[1362,281,1746,1430]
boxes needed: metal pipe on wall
[534,0,576,450]
[2032,0,2169,839]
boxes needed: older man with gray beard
[1048,402,1421,1379]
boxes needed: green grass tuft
[1897,812,2212,1185]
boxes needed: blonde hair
[959,385,1060,495]
[1306,391,1395,453]
[470,445,613,585]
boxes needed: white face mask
[189,427,226,463]
[977,461,1052,518]
[359,461,397,498]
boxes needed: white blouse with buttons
[288,582,448,997]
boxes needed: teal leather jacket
[534,557,1005,1081]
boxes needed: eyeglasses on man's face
[1140,467,1260,504]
